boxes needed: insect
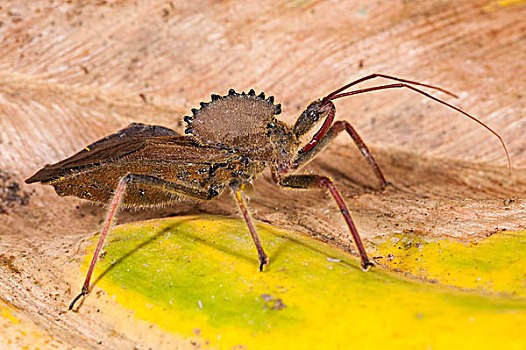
[25,74,510,310]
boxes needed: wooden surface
[1,1,526,348]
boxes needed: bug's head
[293,99,334,139]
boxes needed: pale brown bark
[1,1,525,348]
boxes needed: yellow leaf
[80,216,526,349]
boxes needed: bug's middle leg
[278,174,373,271]
[230,181,269,271]
[293,120,387,190]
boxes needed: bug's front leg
[294,119,387,190]
[230,181,269,271]
[278,174,373,271]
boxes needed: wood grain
[0,0,525,348]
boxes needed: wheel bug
[25,73,511,310]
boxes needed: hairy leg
[279,174,373,270]
[230,181,269,271]
[294,120,387,190]
[69,174,210,310]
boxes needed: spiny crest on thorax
[184,89,282,149]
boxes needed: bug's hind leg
[230,181,269,271]
[69,174,211,311]
[278,174,373,271]
[294,120,387,191]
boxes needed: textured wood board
[0,0,526,348]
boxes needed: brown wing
[26,123,180,183]
[42,159,232,207]
[25,123,235,184]
[85,122,180,150]
[25,126,240,206]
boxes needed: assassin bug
[25,74,510,310]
